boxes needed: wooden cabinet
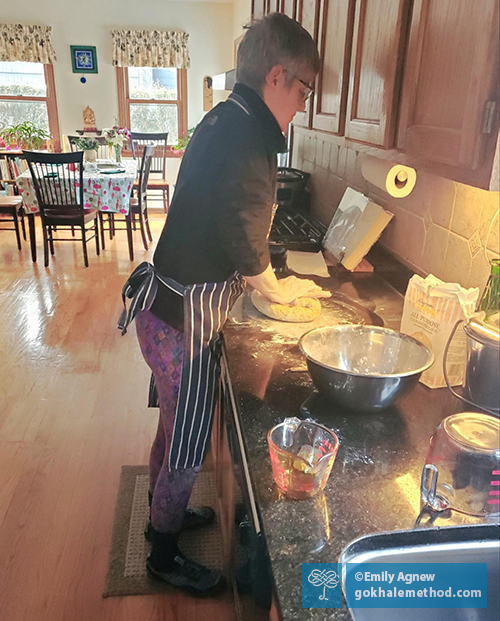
[280,0,297,18]
[297,0,319,31]
[294,0,321,128]
[397,0,500,173]
[214,352,275,621]
[294,0,409,143]
[252,0,266,20]
[212,372,237,575]
[253,0,299,20]
[254,0,283,18]
[254,0,500,188]
[344,0,409,147]
[312,0,355,134]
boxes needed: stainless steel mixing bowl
[298,325,434,413]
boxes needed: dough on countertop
[250,290,321,323]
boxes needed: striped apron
[119,94,272,469]
[166,273,243,469]
[119,262,243,469]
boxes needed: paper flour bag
[400,274,479,388]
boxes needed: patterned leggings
[135,309,201,534]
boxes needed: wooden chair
[110,145,154,261]
[0,195,24,250]
[131,132,170,213]
[23,151,100,268]
[68,134,115,244]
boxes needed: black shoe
[144,506,216,541]
[146,555,226,596]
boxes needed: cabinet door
[268,0,280,12]
[294,0,321,128]
[398,0,499,169]
[345,0,409,147]
[312,0,356,134]
[253,0,266,20]
[280,0,297,18]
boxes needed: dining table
[16,159,138,262]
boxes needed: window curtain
[0,24,57,63]
[111,29,190,69]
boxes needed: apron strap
[117,262,184,335]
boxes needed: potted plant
[102,125,131,163]
[171,127,195,157]
[73,137,100,162]
[0,121,52,150]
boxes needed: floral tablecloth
[16,159,138,215]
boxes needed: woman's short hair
[236,13,320,94]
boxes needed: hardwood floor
[0,213,236,621]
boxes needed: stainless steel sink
[340,524,500,621]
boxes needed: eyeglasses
[296,78,314,101]
[283,69,314,101]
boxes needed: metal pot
[298,326,434,413]
[444,314,500,416]
[276,167,310,210]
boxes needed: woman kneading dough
[118,14,329,597]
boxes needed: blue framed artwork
[70,46,98,74]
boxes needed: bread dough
[251,290,321,323]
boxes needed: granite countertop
[223,268,467,621]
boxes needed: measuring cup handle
[420,463,439,507]
[443,319,464,401]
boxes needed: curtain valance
[111,29,190,69]
[0,24,57,63]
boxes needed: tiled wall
[291,128,500,292]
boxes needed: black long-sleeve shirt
[150,83,286,329]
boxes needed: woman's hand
[244,264,331,306]
[266,275,331,305]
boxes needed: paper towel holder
[361,155,417,198]
[395,170,409,189]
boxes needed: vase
[84,149,96,162]
[114,145,122,163]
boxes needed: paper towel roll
[361,155,416,198]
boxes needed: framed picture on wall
[70,46,98,74]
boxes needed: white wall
[2,0,233,137]
[232,0,252,41]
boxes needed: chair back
[23,151,84,218]
[67,135,109,159]
[131,132,168,176]
[137,145,155,206]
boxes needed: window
[0,61,61,149]
[116,67,187,147]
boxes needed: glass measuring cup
[421,412,500,517]
[267,417,339,499]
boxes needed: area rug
[103,465,223,597]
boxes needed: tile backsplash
[291,128,500,292]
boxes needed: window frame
[0,64,61,151]
[116,66,188,156]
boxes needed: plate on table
[96,163,126,174]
